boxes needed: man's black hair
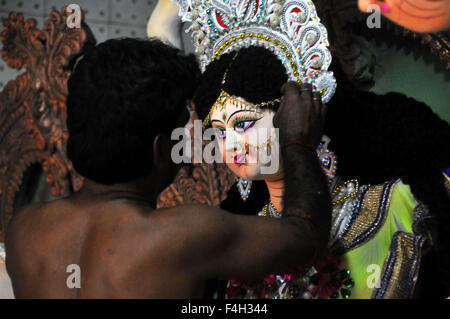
[67,38,200,185]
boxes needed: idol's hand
[358,0,450,33]
[273,82,326,148]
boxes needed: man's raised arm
[274,82,332,260]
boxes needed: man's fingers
[312,92,321,113]
[278,81,301,118]
[312,91,327,123]
[299,82,313,91]
[280,81,301,97]
[299,83,313,106]
[321,103,328,122]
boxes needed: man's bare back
[6,190,208,298]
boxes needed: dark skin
[5,82,331,298]
[274,83,331,252]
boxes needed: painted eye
[216,127,226,139]
[234,120,255,133]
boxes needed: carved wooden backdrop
[0,7,87,241]
[157,163,236,208]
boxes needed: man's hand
[273,82,327,147]
[273,82,331,260]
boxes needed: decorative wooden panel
[0,7,89,241]
[158,163,236,208]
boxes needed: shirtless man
[5,38,331,298]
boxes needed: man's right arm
[275,82,332,262]
[174,203,323,280]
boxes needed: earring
[237,177,252,202]
[316,135,337,180]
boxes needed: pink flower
[263,274,276,285]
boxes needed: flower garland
[226,251,354,299]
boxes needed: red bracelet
[282,140,316,151]
[284,212,313,220]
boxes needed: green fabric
[339,181,420,299]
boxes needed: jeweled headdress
[172,0,336,103]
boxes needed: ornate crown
[172,0,336,103]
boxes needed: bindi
[222,111,227,122]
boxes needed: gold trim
[211,32,332,93]
[202,50,282,129]
[203,31,332,128]
[332,180,398,253]
[412,204,433,239]
[212,33,299,82]
[331,179,359,206]
[373,232,426,299]
[444,172,450,195]
[202,90,280,129]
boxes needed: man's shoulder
[7,199,69,233]
[149,204,225,240]
[156,204,221,221]
[10,201,47,225]
[12,197,72,221]
[16,201,46,213]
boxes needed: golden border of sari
[332,179,399,254]
[412,204,433,240]
[444,172,450,194]
[372,231,426,299]
[373,203,433,299]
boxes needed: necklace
[258,200,282,218]
[329,180,369,247]
[331,179,359,206]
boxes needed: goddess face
[210,96,281,180]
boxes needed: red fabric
[282,140,316,151]
[226,251,344,299]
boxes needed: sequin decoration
[226,251,356,299]
[171,0,337,103]
[316,140,337,180]
[203,89,280,128]
[237,177,252,201]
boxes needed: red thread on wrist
[282,140,316,151]
[284,212,313,220]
